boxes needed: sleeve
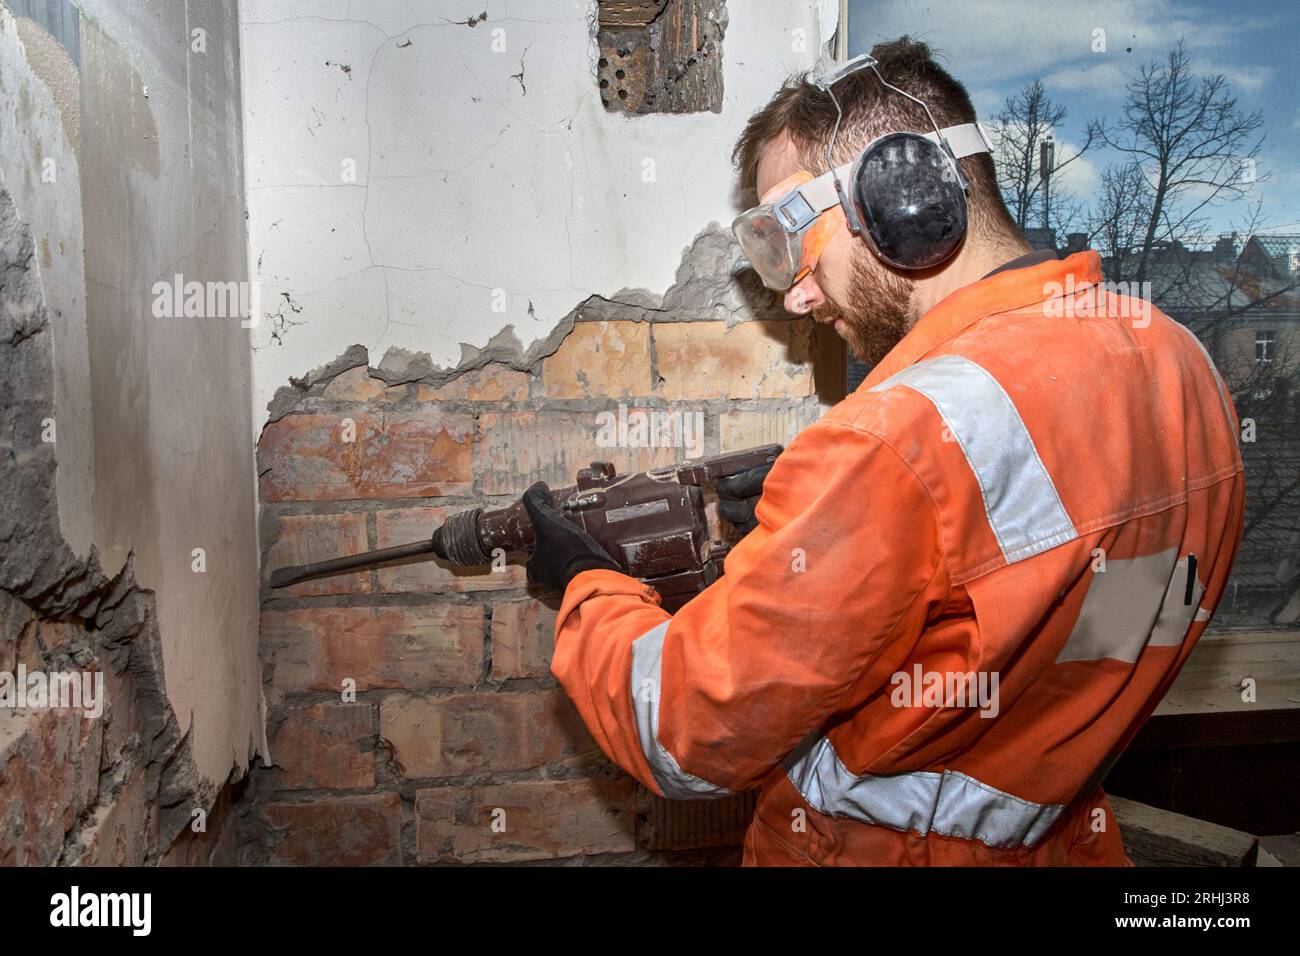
[549,417,946,798]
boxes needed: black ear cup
[851,132,969,270]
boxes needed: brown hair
[731,37,1018,241]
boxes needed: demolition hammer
[268,444,782,612]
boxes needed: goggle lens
[732,205,803,291]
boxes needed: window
[1256,330,1277,366]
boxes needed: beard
[814,253,913,367]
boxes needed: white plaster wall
[242,0,836,430]
[1,0,266,793]
[0,8,94,556]
[77,0,267,789]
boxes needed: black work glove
[715,463,773,535]
[521,481,621,592]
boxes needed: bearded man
[523,37,1245,866]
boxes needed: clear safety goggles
[732,122,992,291]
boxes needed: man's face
[753,133,914,366]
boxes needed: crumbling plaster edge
[259,220,775,427]
[0,184,254,863]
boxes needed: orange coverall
[551,250,1245,865]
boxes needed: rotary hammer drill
[268,444,782,612]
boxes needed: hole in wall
[593,0,727,115]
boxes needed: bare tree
[993,79,1095,236]
[1081,43,1296,625]
[1094,40,1265,287]
[1086,161,1153,283]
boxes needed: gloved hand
[715,462,773,535]
[521,481,621,592]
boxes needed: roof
[1248,235,1300,279]
[1103,237,1299,314]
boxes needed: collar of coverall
[861,249,1104,389]
[981,247,1061,278]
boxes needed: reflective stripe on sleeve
[869,354,1077,564]
[785,736,1063,848]
[629,621,732,800]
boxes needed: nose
[783,274,824,315]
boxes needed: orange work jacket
[551,251,1246,866]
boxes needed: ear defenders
[732,54,994,290]
[732,121,991,289]
[848,130,970,270]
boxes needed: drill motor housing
[437,445,781,611]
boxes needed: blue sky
[847,0,1299,241]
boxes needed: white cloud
[1053,140,1101,198]
[853,0,1275,90]
[967,86,1007,118]
[1042,61,1130,97]
[983,118,1101,199]
[1198,62,1272,93]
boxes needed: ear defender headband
[732,54,993,289]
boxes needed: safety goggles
[733,121,992,291]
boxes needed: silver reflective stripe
[870,354,1077,563]
[629,621,732,800]
[1056,547,1210,664]
[785,736,1063,848]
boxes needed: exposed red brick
[415,776,636,863]
[491,600,556,680]
[271,702,375,790]
[652,320,815,400]
[261,604,484,693]
[374,507,528,593]
[158,786,238,867]
[475,410,679,496]
[264,511,372,596]
[34,620,80,655]
[379,690,593,778]
[541,320,653,398]
[417,365,530,401]
[321,365,403,402]
[98,661,140,775]
[262,793,402,865]
[0,705,104,865]
[74,766,154,865]
[259,411,473,501]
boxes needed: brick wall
[239,296,837,864]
